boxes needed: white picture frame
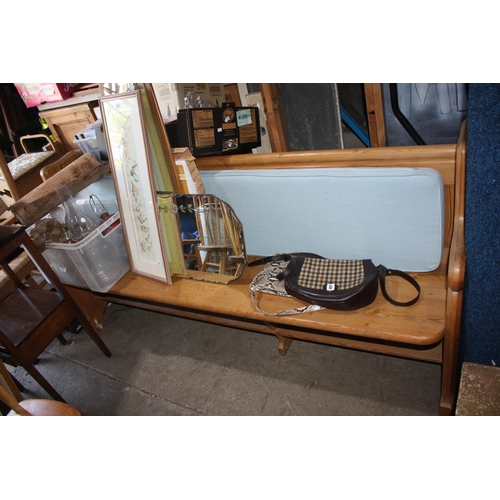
[100,91,171,283]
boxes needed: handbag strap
[250,287,322,316]
[377,265,420,307]
[249,252,323,268]
[248,254,292,267]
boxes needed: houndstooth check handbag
[249,253,420,315]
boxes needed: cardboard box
[174,103,261,156]
[173,147,206,194]
[152,83,224,123]
[14,83,79,108]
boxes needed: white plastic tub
[43,212,130,292]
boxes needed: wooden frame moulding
[364,83,387,147]
[259,84,290,152]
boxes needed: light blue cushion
[200,168,444,272]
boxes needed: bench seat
[72,257,447,350]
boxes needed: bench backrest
[201,167,444,272]
[196,142,459,272]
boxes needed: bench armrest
[447,120,467,293]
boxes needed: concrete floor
[5,302,442,416]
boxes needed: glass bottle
[56,184,97,243]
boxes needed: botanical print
[119,113,155,263]
[100,91,170,283]
[102,95,163,274]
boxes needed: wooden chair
[0,194,46,301]
[0,211,57,375]
[0,134,61,203]
[40,150,83,182]
[0,357,80,416]
[0,224,111,403]
[0,150,83,301]
[0,250,44,301]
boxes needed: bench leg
[263,321,294,355]
[66,287,109,332]
[440,289,464,415]
[276,335,293,356]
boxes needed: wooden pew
[67,121,467,416]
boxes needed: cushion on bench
[200,167,444,272]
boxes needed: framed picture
[140,86,186,277]
[100,91,171,283]
[142,83,183,194]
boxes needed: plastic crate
[42,212,130,292]
[73,136,101,162]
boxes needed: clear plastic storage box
[73,120,106,163]
[73,136,101,162]
[42,212,130,293]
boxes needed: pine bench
[68,121,467,416]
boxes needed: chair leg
[21,361,66,402]
[21,235,112,359]
[9,371,26,392]
[8,352,66,402]
[56,334,67,345]
[0,400,10,415]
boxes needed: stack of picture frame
[100,83,248,285]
